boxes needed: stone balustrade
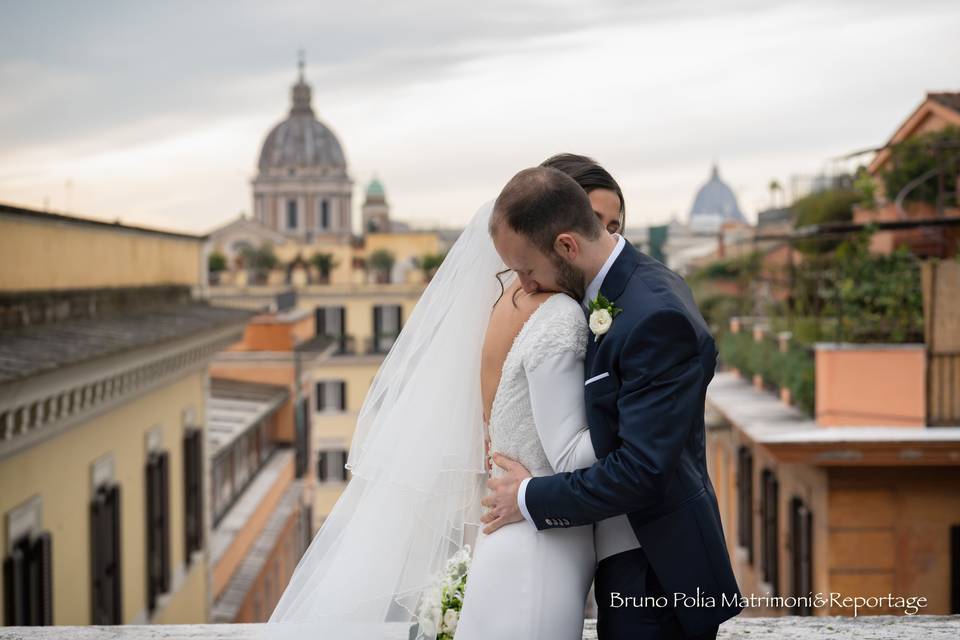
[1,616,959,639]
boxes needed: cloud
[0,0,958,232]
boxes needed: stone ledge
[1,617,959,639]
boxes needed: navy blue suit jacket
[523,241,743,635]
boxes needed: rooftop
[0,304,254,384]
[0,201,202,241]
[929,91,960,114]
[706,372,960,464]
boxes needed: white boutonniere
[588,293,623,342]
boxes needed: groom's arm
[520,307,703,530]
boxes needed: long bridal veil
[265,200,509,639]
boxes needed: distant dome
[257,65,346,173]
[689,164,745,223]
[366,177,386,198]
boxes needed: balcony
[324,334,398,357]
[2,616,958,638]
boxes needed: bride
[266,156,626,640]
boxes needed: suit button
[545,518,554,526]
[562,518,570,526]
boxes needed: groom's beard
[550,252,586,302]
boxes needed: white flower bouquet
[414,545,472,639]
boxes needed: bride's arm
[525,350,597,473]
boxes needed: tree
[208,251,227,273]
[768,179,783,208]
[241,242,278,284]
[310,252,339,283]
[791,189,861,254]
[367,249,395,283]
[416,253,446,281]
[882,125,960,207]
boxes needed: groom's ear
[554,232,580,261]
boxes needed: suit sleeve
[522,308,703,530]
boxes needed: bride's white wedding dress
[455,292,598,640]
[265,202,602,640]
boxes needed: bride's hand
[479,453,531,534]
[484,436,492,472]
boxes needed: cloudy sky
[1,0,958,234]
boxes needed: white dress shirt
[514,234,642,560]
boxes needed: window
[183,429,204,564]
[951,524,960,615]
[295,397,310,479]
[300,504,313,555]
[3,500,54,626]
[373,305,402,354]
[145,450,170,614]
[736,446,754,562]
[315,381,347,413]
[317,449,350,483]
[315,306,348,353]
[90,484,122,624]
[789,497,813,615]
[286,199,298,230]
[760,469,779,595]
[319,199,330,229]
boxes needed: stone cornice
[0,322,245,462]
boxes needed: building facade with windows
[207,284,422,522]
[0,204,251,626]
[204,303,332,622]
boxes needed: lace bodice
[487,293,588,479]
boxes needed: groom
[481,166,743,639]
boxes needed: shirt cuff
[517,477,535,527]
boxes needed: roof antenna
[297,49,305,82]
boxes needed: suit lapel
[584,241,641,373]
[598,240,642,305]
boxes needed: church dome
[689,164,745,223]
[366,177,386,199]
[257,63,346,173]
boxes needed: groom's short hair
[490,166,603,254]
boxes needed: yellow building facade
[0,203,249,625]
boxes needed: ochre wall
[827,466,960,615]
[815,346,926,427]
[0,370,208,624]
[0,215,202,291]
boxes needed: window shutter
[90,484,122,625]
[192,432,204,556]
[339,450,349,481]
[3,540,26,625]
[338,382,346,411]
[159,451,170,593]
[316,382,325,412]
[32,532,52,625]
[953,525,960,614]
[760,470,779,595]
[317,451,328,482]
[107,485,122,624]
[145,457,156,612]
[373,306,382,345]
[338,307,346,337]
[183,430,203,561]
[315,307,326,337]
[790,497,812,616]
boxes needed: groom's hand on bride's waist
[480,453,531,534]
